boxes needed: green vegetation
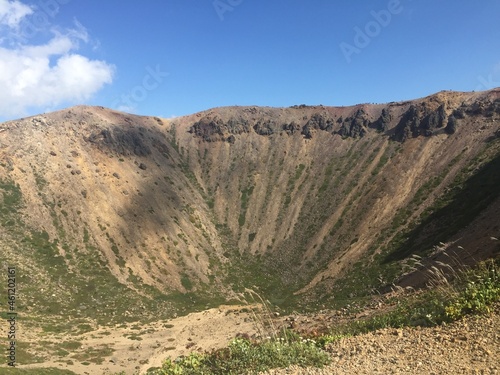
[370,145,392,176]
[238,185,254,227]
[386,152,500,263]
[206,197,215,209]
[150,336,330,375]
[181,273,193,290]
[0,369,76,374]
[318,161,335,194]
[334,259,500,335]
[222,247,298,307]
[2,341,45,365]
[70,344,115,365]
[283,163,306,209]
[323,140,500,304]
[0,178,23,226]
[49,339,82,351]
[443,259,500,320]
[169,124,179,153]
[148,259,499,375]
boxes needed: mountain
[0,89,499,324]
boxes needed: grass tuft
[149,336,330,375]
[332,258,500,336]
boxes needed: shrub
[445,259,499,320]
[150,337,330,375]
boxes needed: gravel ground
[263,307,499,375]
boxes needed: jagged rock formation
[187,90,500,145]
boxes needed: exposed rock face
[372,108,392,132]
[392,105,423,142]
[446,115,458,134]
[188,116,251,142]
[185,90,500,144]
[391,102,453,140]
[282,121,301,135]
[337,108,369,138]
[420,104,447,136]
[254,119,278,136]
[86,127,151,156]
[301,113,336,138]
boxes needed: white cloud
[0,0,114,119]
[0,0,32,29]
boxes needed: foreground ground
[265,305,500,375]
[8,306,260,374]
[4,302,498,374]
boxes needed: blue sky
[1,0,499,121]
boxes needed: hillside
[0,88,499,328]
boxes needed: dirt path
[10,305,260,375]
[264,307,500,375]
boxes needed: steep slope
[171,88,500,306]
[0,107,228,322]
[0,89,499,324]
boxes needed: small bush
[444,259,499,320]
[333,258,500,337]
[149,337,330,375]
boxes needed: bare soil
[265,305,500,375]
[9,304,499,375]
[11,305,260,374]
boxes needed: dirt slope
[264,305,500,375]
[10,303,499,374]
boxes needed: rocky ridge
[185,89,500,143]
